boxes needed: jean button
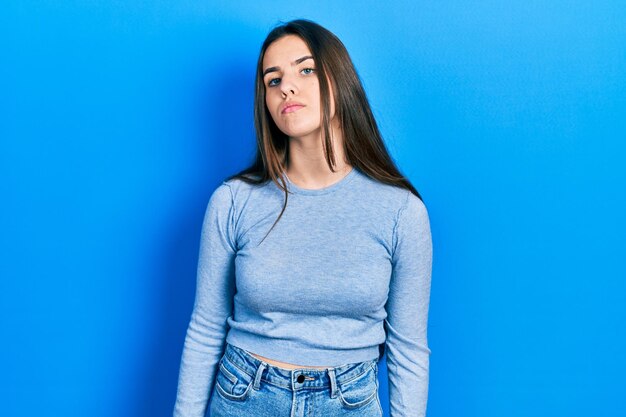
[297,374,305,383]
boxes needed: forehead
[262,35,312,68]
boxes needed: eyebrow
[263,55,314,77]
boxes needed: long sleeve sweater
[173,166,433,417]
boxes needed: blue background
[2,1,625,416]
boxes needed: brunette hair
[224,18,425,243]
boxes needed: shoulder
[352,169,412,210]
[209,175,277,220]
[398,189,428,222]
[353,168,426,222]
[206,175,262,212]
[392,188,431,248]
[208,181,235,209]
[221,175,273,202]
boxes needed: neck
[284,119,352,189]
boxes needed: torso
[249,352,330,370]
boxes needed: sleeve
[385,190,433,417]
[173,183,237,417]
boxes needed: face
[262,34,335,140]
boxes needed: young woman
[173,19,433,417]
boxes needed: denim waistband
[222,342,379,396]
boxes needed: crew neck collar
[283,166,359,196]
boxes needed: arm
[385,190,433,417]
[173,183,237,417]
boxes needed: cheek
[265,94,278,118]
[264,91,271,109]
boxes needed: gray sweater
[173,166,433,416]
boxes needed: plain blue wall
[2,1,625,416]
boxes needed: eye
[301,67,315,75]
[268,78,280,87]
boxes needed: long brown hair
[224,19,424,243]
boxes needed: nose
[279,72,298,97]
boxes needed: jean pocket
[337,363,379,409]
[214,355,254,402]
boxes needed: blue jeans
[209,342,383,416]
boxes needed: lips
[281,102,305,114]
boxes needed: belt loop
[253,361,267,390]
[327,367,338,398]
